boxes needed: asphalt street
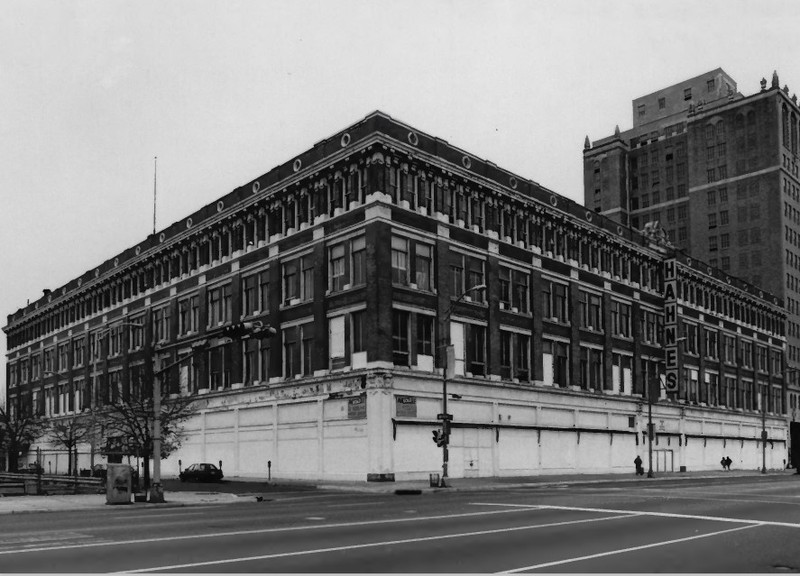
[1,475,799,572]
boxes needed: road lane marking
[326,501,386,508]
[633,489,800,507]
[107,511,211,520]
[115,513,641,573]
[471,502,800,528]
[498,524,759,573]
[0,506,540,556]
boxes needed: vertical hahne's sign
[663,258,679,393]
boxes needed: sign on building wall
[395,395,417,418]
[663,258,679,393]
[347,394,367,420]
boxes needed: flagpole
[153,156,158,235]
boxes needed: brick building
[4,111,788,480]
[584,69,800,430]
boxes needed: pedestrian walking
[725,456,732,470]
[634,455,644,476]
[721,457,727,470]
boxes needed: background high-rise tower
[584,69,800,421]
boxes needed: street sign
[437,413,453,421]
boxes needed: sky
[3,0,800,403]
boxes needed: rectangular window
[414,243,433,291]
[417,314,433,357]
[391,236,409,285]
[351,236,366,286]
[330,244,346,292]
[207,284,231,325]
[467,324,486,376]
[178,295,199,334]
[450,251,485,302]
[329,315,346,366]
[109,325,123,357]
[611,300,631,337]
[208,344,232,389]
[579,290,603,331]
[500,330,530,382]
[392,309,410,366]
[242,274,259,315]
[705,329,719,359]
[543,280,569,323]
[72,338,84,368]
[543,339,569,387]
[282,255,313,304]
[512,269,530,313]
[580,346,604,390]
[741,340,753,368]
[128,320,144,351]
[499,267,511,309]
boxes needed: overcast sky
[3,0,800,401]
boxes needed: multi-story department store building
[4,111,789,480]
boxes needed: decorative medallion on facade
[186,218,193,229]
[617,225,624,235]
[216,200,224,213]
[509,176,518,189]
[293,158,302,172]
[550,195,558,207]
[135,246,141,255]
[340,133,351,147]
[252,181,260,194]
[95,268,100,278]
[159,232,166,243]
[461,155,472,169]
[407,131,419,146]
[77,278,82,287]
[114,257,119,267]
[585,211,593,222]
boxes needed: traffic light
[222,321,277,340]
[432,429,447,447]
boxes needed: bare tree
[0,404,46,473]
[46,415,94,481]
[99,372,196,490]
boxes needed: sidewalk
[0,469,794,515]
[318,468,798,494]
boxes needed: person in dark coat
[725,456,732,471]
[634,455,644,476]
[721,457,727,470]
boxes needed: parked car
[179,463,224,482]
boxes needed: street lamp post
[646,375,659,479]
[150,357,165,503]
[761,382,768,474]
[439,283,486,487]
